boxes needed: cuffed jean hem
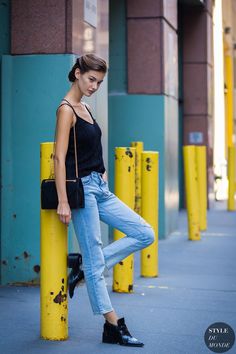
[93,307,114,316]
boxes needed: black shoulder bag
[41,106,85,210]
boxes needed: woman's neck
[65,83,83,105]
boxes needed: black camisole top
[58,100,105,179]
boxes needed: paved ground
[1,202,236,354]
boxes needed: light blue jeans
[72,171,155,315]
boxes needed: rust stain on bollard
[125,149,133,158]
[53,291,67,305]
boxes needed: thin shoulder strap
[61,99,78,117]
[84,103,94,120]
[55,101,79,179]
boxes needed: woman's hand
[57,201,71,225]
[102,171,108,183]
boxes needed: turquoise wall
[109,0,179,239]
[0,54,76,284]
[0,0,11,284]
[108,95,165,237]
[178,2,184,209]
[109,0,126,92]
[0,1,10,54]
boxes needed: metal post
[113,147,135,293]
[131,141,143,215]
[140,151,159,277]
[227,146,236,211]
[183,146,201,241]
[40,143,68,340]
[196,146,207,230]
[225,55,234,148]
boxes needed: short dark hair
[68,54,107,82]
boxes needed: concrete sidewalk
[0,204,236,354]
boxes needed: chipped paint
[125,149,133,158]
[33,265,40,273]
[128,284,133,292]
[53,291,67,305]
[23,251,30,259]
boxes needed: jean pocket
[81,175,91,185]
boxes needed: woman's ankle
[104,311,118,326]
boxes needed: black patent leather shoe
[67,253,84,299]
[102,318,144,347]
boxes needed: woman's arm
[102,170,108,182]
[54,105,74,225]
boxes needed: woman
[54,54,155,347]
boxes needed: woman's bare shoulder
[57,102,74,114]
[56,103,75,126]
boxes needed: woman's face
[75,69,105,96]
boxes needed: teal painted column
[109,95,166,236]
[1,1,109,284]
[109,0,179,239]
[0,0,11,284]
[0,54,75,284]
[178,2,184,209]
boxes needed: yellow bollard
[140,152,159,277]
[40,143,68,340]
[225,55,234,148]
[195,146,207,230]
[227,146,236,211]
[131,141,143,215]
[113,147,135,293]
[183,146,201,240]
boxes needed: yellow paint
[131,141,143,215]
[225,55,234,148]
[141,151,158,277]
[227,146,236,211]
[183,146,201,241]
[113,147,135,293]
[195,146,207,230]
[40,143,68,340]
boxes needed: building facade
[0,0,235,284]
